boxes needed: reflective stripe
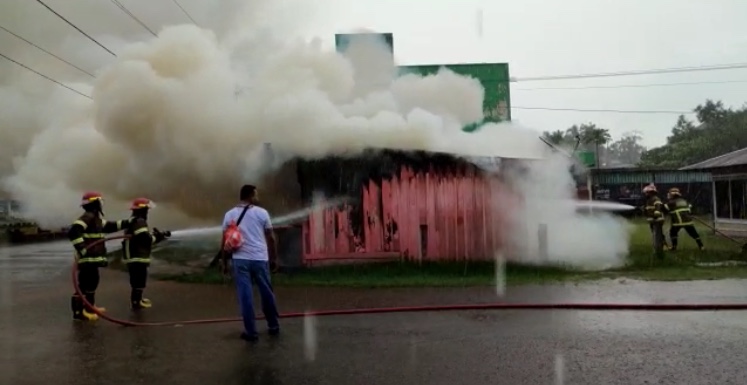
[73,220,87,229]
[82,233,105,239]
[672,222,694,227]
[124,258,151,264]
[133,227,149,235]
[71,237,84,245]
[78,256,106,264]
[115,220,123,231]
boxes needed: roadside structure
[681,147,747,237]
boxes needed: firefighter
[69,192,130,321]
[642,183,667,259]
[122,198,170,310]
[665,187,704,251]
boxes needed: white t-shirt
[222,204,272,261]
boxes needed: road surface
[2,241,747,384]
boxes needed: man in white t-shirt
[221,184,280,342]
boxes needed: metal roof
[680,147,747,170]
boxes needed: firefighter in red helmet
[122,198,170,310]
[68,191,131,321]
[642,183,668,259]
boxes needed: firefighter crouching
[69,192,130,321]
[123,198,170,310]
[642,184,667,259]
[665,187,705,251]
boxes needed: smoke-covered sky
[3,0,747,146]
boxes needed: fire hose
[73,236,747,328]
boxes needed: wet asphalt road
[2,242,747,384]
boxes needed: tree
[639,100,747,168]
[607,131,646,166]
[580,124,611,168]
[541,130,567,145]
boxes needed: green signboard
[578,151,596,167]
[398,63,511,131]
[333,32,511,133]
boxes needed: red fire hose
[73,236,747,327]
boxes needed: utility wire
[35,0,117,57]
[109,0,157,37]
[0,51,92,99]
[514,79,747,91]
[512,62,747,82]
[172,0,198,25]
[511,106,694,115]
[0,25,94,78]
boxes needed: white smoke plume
[0,1,629,269]
[0,0,525,228]
[499,149,632,269]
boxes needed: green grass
[144,217,747,288]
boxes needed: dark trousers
[127,262,149,303]
[649,221,665,258]
[232,259,280,338]
[669,225,703,249]
[71,263,100,314]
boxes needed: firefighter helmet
[668,187,681,196]
[642,184,657,194]
[81,191,103,206]
[130,198,156,210]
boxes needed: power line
[514,79,747,91]
[0,51,92,99]
[511,106,694,115]
[35,0,117,57]
[512,62,747,82]
[172,0,198,25]
[0,24,94,78]
[109,0,157,37]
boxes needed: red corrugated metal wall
[302,165,516,264]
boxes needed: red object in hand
[222,221,244,253]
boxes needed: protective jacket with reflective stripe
[666,197,694,226]
[68,212,128,265]
[644,195,665,223]
[123,217,156,264]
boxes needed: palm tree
[542,130,566,145]
[582,125,612,168]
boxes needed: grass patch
[143,217,747,288]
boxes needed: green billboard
[333,32,511,133]
[398,63,511,131]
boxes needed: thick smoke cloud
[0,1,545,228]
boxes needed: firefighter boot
[71,295,98,321]
[84,292,106,313]
[130,289,152,310]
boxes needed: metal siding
[593,171,711,185]
[302,165,511,263]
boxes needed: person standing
[221,184,280,342]
[642,183,667,259]
[122,198,170,310]
[665,187,705,251]
[69,191,130,321]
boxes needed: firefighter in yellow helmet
[69,191,130,321]
[665,187,704,251]
[123,198,170,310]
[642,183,667,259]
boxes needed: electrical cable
[514,79,747,91]
[0,51,92,99]
[34,0,117,57]
[0,25,94,78]
[109,0,157,37]
[172,0,198,25]
[73,236,747,328]
[511,106,693,115]
[512,62,747,83]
